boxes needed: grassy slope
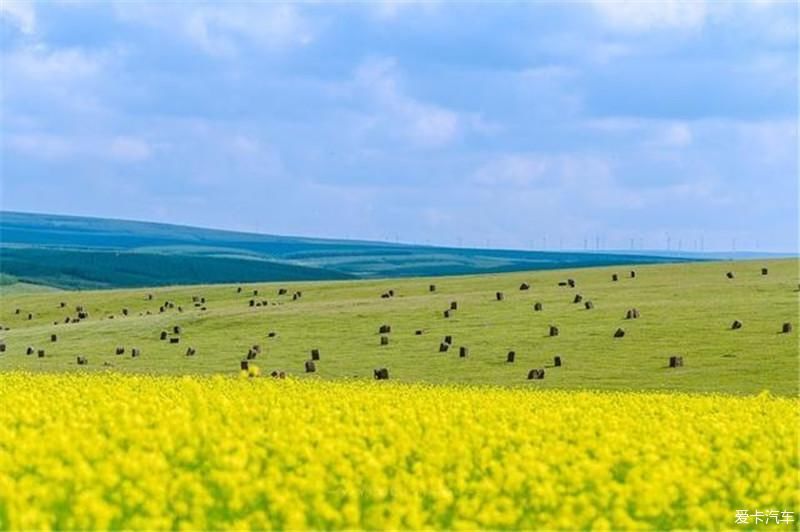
[0,258,797,395]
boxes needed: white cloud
[585,118,693,148]
[590,0,707,32]
[109,136,152,162]
[114,3,312,56]
[355,57,464,147]
[473,153,612,188]
[0,0,35,34]
[7,133,153,162]
[3,45,100,81]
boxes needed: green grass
[0,258,797,395]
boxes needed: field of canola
[0,373,797,530]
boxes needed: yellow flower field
[0,373,797,530]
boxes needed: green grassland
[0,258,797,394]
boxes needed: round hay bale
[374,368,389,380]
[726,272,735,279]
[731,320,743,330]
[527,369,545,380]
[761,267,768,276]
[612,273,618,282]
[51,334,57,342]
[380,335,389,346]
[584,300,594,310]
[534,302,543,312]
[311,348,320,361]
[450,301,458,310]
[459,346,469,358]
[782,322,793,333]
[519,282,530,290]
[549,325,559,337]
[506,351,515,363]
[305,360,316,373]
[429,284,436,292]
[496,292,504,301]
[614,328,625,338]
[669,355,684,368]
[573,294,583,304]
[444,335,453,344]
[439,342,450,353]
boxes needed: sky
[0,1,797,252]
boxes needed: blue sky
[1,1,797,252]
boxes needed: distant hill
[1,211,692,289]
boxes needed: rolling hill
[0,211,690,289]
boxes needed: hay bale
[177,307,183,313]
[534,302,543,312]
[77,311,88,320]
[731,320,743,330]
[160,331,168,340]
[0,343,5,353]
[630,270,636,278]
[573,294,583,304]
[246,349,257,360]
[612,274,618,282]
[558,281,567,287]
[27,314,33,321]
[77,356,88,365]
[459,346,469,358]
[443,310,451,318]
[761,267,768,276]
[782,322,793,333]
[173,325,182,334]
[186,347,196,356]
[496,292,504,301]
[554,355,562,367]
[429,284,436,292]
[237,286,242,293]
[278,288,287,295]
[37,349,45,358]
[625,308,640,320]
[51,334,57,342]
[726,272,735,279]
[584,300,594,310]
[304,360,316,373]
[527,369,545,380]
[252,345,262,354]
[506,351,515,363]
[292,293,299,301]
[439,342,450,353]
[381,293,390,299]
[669,356,683,368]
[519,282,530,290]
[60,302,66,308]
[241,360,250,371]
[614,328,625,338]
[450,301,458,310]
[147,294,153,300]
[374,368,389,380]
[115,346,125,355]
[268,331,277,338]
[549,325,559,337]
[122,308,129,316]
[379,324,392,334]
[388,290,395,297]
[169,337,180,344]
[311,348,320,361]
[567,279,575,288]
[159,306,165,313]
[249,299,255,307]
[26,346,34,355]
[131,348,140,358]
[380,335,389,346]
[444,335,453,344]
[415,330,423,335]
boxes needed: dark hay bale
[60,302,66,308]
[726,272,735,279]
[173,325,182,334]
[115,346,125,355]
[249,299,256,307]
[169,337,180,344]
[237,286,242,293]
[200,298,205,304]
[444,310,451,318]
[527,369,545,380]
[37,349,45,358]
[186,347,196,356]
[51,334,57,342]
[761,267,768,276]
[262,300,268,306]
[554,355,562,367]
[159,306,165,313]
[26,346,34,355]
[131,348,140,358]
[558,281,568,287]
[247,349,258,360]
[268,331,277,338]
[625,308,640,320]
[415,330,423,335]
[519,282,530,290]
[567,279,575,288]
[669,356,684,368]
[253,289,259,296]
[200,307,207,311]
[459,346,469,358]
[612,274,618,282]
[630,270,636,278]
[77,356,88,365]
[444,335,453,344]
[160,331,168,340]
[271,370,278,378]
[279,371,286,379]
[429,284,436,292]
[731,320,743,330]
[381,293,390,299]
[27,314,33,321]
[292,293,299,301]
[147,294,153,300]
[388,290,395,297]
[549,326,559,337]
[379,324,392,334]
[374,368,390,380]
[252,345,262,354]
[305,360,316,373]
[496,292,504,301]
[241,360,249,371]
[178,307,183,312]
[573,294,583,304]
[311,348,320,360]
[450,301,458,310]
[0,343,5,353]
[614,328,625,338]
[77,311,88,320]
[782,322,793,333]
[192,296,199,303]
[584,301,594,310]
[439,342,450,353]
[278,288,287,295]
[534,302,543,312]
[506,351,515,363]
[122,308,129,316]
[380,335,389,346]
